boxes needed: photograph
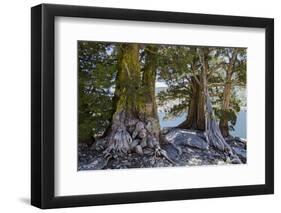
[30,3,274,209]
[78,41,247,170]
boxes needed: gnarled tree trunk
[205,94,232,152]
[199,48,241,163]
[102,44,172,162]
[200,48,227,151]
[103,43,142,157]
[177,76,205,130]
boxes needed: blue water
[158,110,246,139]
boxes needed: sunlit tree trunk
[219,49,238,137]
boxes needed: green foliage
[157,46,195,119]
[158,85,191,119]
[212,48,246,131]
[157,46,247,133]
[78,41,117,142]
[214,108,238,130]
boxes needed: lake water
[158,110,247,139]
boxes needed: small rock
[135,145,143,155]
[139,129,147,139]
[226,156,231,164]
[147,139,154,148]
[131,139,140,149]
[143,148,154,155]
[140,139,147,148]
[232,147,246,162]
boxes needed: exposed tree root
[205,95,242,163]
[100,110,176,165]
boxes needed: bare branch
[191,65,201,86]
[145,47,158,55]
[124,62,131,79]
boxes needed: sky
[155,81,168,88]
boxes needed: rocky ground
[78,128,246,170]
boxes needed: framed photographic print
[31,3,274,209]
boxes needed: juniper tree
[157,46,222,131]
[100,43,173,162]
[216,48,247,137]
[158,46,246,139]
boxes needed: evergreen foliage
[78,41,117,142]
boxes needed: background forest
[78,41,247,170]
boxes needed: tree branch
[207,62,224,80]
[145,47,158,55]
[208,82,225,87]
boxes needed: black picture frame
[31,3,274,209]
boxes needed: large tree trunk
[142,45,161,142]
[177,76,205,130]
[200,48,232,152]
[103,44,142,157]
[102,44,171,161]
[204,93,241,163]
